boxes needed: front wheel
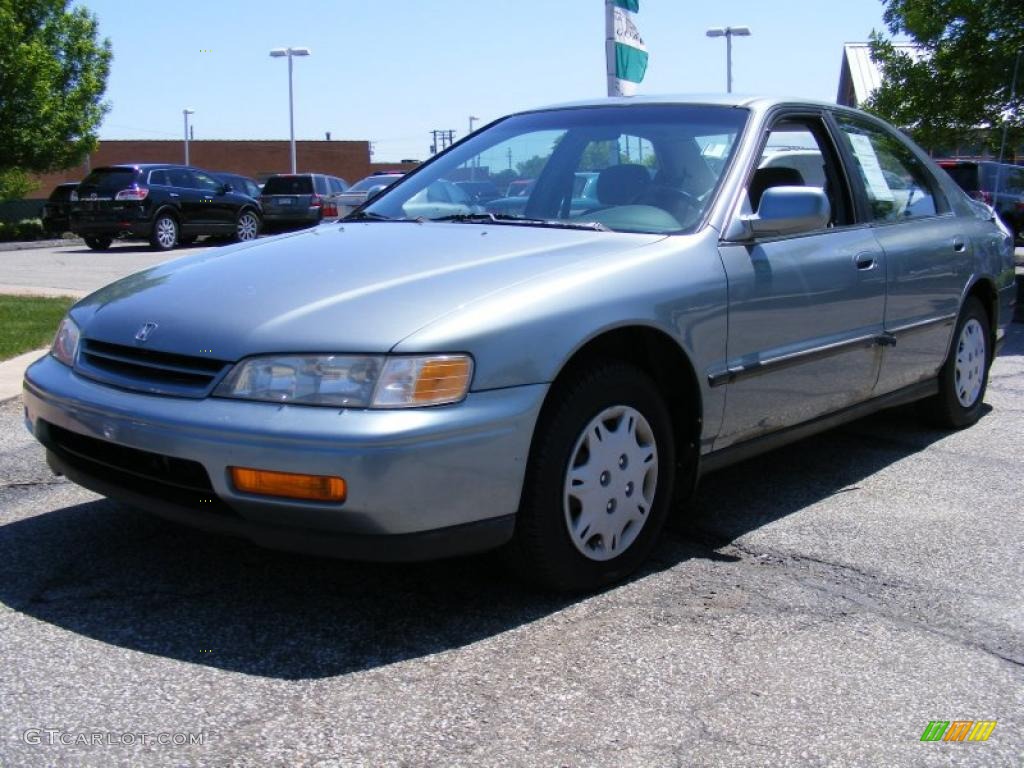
[150,213,178,251]
[507,363,676,592]
[921,296,991,429]
[234,210,260,242]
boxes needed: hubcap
[238,213,258,240]
[156,218,176,248]
[954,318,985,407]
[563,405,658,562]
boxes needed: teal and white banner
[607,0,648,96]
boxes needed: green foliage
[0,0,112,174]
[865,0,1024,153]
[0,219,45,242]
[515,155,548,179]
[0,169,37,200]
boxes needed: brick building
[30,139,417,192]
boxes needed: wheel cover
[237,213,258,240]
[954,318,986,407]
[156,217,176,248]
[563,405,658,562]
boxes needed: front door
[715,113,886,449]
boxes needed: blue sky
[82,0,894,162]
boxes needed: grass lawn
[0,295,76,362]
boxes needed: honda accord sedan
[23,96,1016,591]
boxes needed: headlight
[214,354,473,408]
[51,316,80,366]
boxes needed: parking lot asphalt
[0,241,215,298]
[1,319,1021,766]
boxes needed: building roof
[837,42,925,107]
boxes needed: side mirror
[365,184,388,201]
[221,183,234,194]
[728,186,831,240]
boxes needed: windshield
[359,104,749,234]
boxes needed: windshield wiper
[344,210,395,222]
[431,212,608,231]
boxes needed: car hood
[73,223,665,360]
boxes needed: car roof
[517,93,850,116]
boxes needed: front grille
[41,421,236,516]
[77,339,231,398]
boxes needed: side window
[834,115,944,222]
[167,169,193,188]
[328,177,344,195]
[313,176,328,195]
[749,117,852,227]
[148,170,169,186]
[192,171,222,192]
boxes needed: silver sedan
[24,95,1016,591]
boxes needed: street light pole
[183,108,195,165]
[706,26,751,93]
[270,47,311,173]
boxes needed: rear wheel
[150,213,178,251]
[507,363,676,592]
[921,296,991,429]
[234,210,260,242]
[83,235,112,251]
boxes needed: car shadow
[0,395,981,680]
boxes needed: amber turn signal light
[229,467,347,502]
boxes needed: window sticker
[848,133,895,202]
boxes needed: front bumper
[23,355,547,560]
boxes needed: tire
[507,362,676,592]
[921,296,991,429]
[234,209,260,242]
[83,235,112,251]
[150,213,178,251]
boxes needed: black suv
[71,164,263,251]
[41,182,80,235]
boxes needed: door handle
[952,238,966,252]
[854,252,876,270]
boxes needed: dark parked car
[213,172,262,201]
[937,159,1024,241]
[259,173,349,230]
[41,182,79,235]
[337,172,404,216]
[71,164,263,251]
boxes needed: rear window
[348,175,401,192]
[263,176,313,195]
[79,168,139,191]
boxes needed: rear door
[831,113,967,395]
[715,112,886,449]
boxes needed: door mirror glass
[745,186,831,237]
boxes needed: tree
[865,0,1024,154]
[0,0,112,184]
